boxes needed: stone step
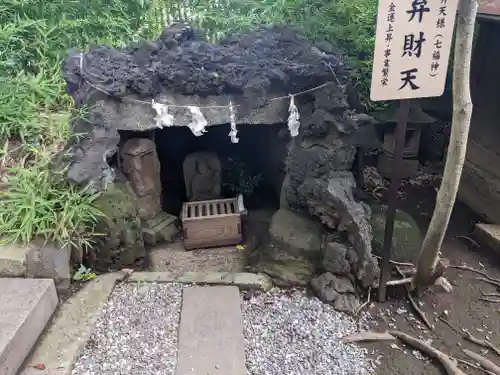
[0,278,58,375]
[475,223,500,254]
[143,212,180,245]
[147,211,178,229]
[175,286,246,375]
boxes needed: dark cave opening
[118,123,289,216]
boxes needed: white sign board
[370,0,459,101]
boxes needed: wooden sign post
[370,0,460,302]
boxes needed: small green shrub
[223,157,262,197]
[73,264,97,281]
[0,159,103,248]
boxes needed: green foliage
[0,0,165,141]
[0,156,103,248]
[1,0,378,139]
[223,158,262,197]
[73,264,97,281]
[0,0,167,247]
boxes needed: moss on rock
[91,179,146,270]
[252,258,315,286]
[370,205,422,263]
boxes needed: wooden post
[377,99,411,302]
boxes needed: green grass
[0,112,102,248]
[0,162,103,248]
[0,0,378,248]
[0,0,166,141]
[0,0,167,246]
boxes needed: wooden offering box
[181,198,242,250]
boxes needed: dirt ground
[146,208,275,275]
[367,183,500,375]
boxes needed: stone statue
[121,138,162,220]
[183,151,221,201]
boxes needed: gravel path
[71,283,374,375]
[72,283,182,375]
[241,288,375,375]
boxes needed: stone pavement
[14,272,265,375]
[175,286,247,375]
[475,223,500,254]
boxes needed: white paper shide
[152,101,174,128]
[287,94,300,137]
[228,101,239,143]
[187,106,208,136]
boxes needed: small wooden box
[181,198,242,250]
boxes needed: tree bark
[413,0,478,289]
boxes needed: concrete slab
[0,239,72,294]
[0,278,58,375]
[176,271,273,291]
[0,242,32,277]
[127,271,273,291]
[127,271,177,283]
[175,286,246,375]
[26,240,71,294]
[20,273,122,375]
[475,223,500,254]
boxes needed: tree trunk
[413,0,478,289]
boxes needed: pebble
[72,283,182,375]
[71,284,376,375]
[241,288,375,375]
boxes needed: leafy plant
[73,264,97,281]
[0,0,167,249]
[0,155,103,248]
[223,158,262,197]
[0,0,165,141]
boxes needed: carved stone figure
[183,151,221,201]
[121,138,162,220]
